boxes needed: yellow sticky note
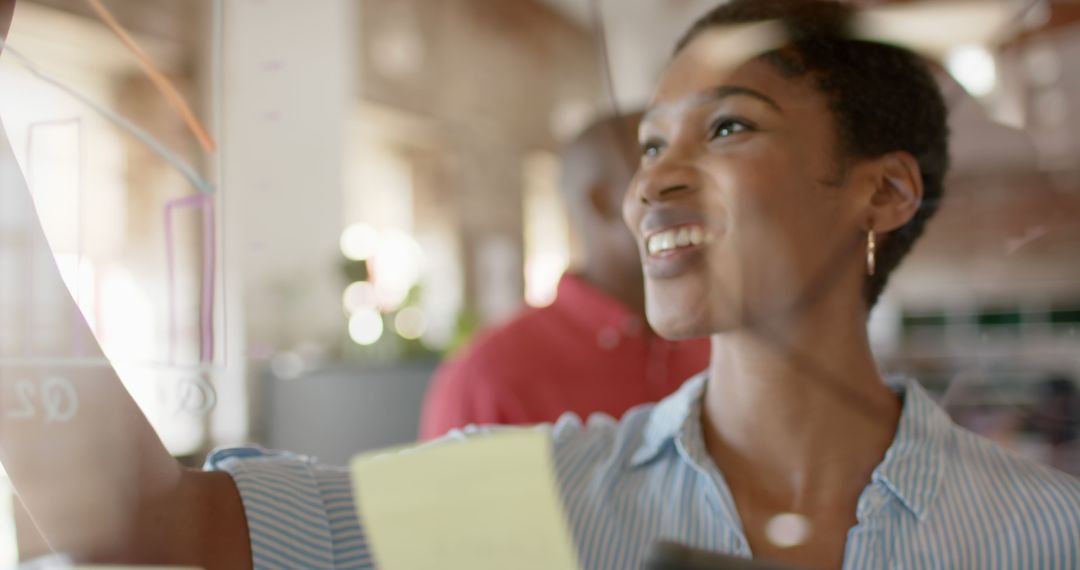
[351,429,578,570]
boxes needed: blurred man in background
[419,112,710,440]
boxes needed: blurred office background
[1,0,1079,562]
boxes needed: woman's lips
[642,223,712,278]
[645,223,710,256]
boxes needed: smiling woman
[629,12,947,340]
[613,2,1075,568]
[197,3,1073,568]
[2,1,1079,570]
[622,2,948,565]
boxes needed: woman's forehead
[643,57,817,126]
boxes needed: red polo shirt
[418,274,711,440]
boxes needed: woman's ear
[865,151,924,233]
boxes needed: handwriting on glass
[5,376,78,422]
[176,374,216,417]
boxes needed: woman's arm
[0,120,250,568]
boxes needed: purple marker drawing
[25,118,85,357]
[163,194,216,364]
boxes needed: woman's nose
[633,158,699,205]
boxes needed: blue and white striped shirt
[207,374,1080,569]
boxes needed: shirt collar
[870,376,950,521]
[553,273,646,337]
[629,373,951,521]
[630,372,708,467]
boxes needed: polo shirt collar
[629,373,951,521]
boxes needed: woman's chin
[646,308,715,341]
[644,281,734,339]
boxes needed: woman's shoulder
[549,373,708,465]
[949,426,1080,489]
[943,425,1080,539]
[549,401,659,458]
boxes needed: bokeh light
[947,45,997,97]
[394,306,427,340]
[340,222,380,261]
[270,351,305,380]
[348,308,385,346]
[765,513,811,548]
[342,280,377,314]
[370,229,424,312]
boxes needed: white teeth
[689,226,703,246]
[646,225,709,255]
[676,228,690,247]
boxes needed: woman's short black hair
[676,0,951,308]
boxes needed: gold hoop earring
[866,230,876,277]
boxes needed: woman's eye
[640,140,663,158]
[709,118,752,140]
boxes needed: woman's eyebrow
[711,85,783,112]
[643,84,784,125]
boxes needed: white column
[214,0,353,443]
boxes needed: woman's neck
[701,305,902,513]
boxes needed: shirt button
[597,327,620,350]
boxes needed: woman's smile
[641,222,716,279]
